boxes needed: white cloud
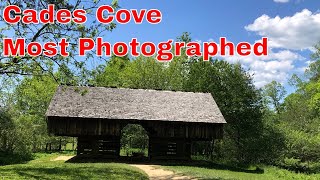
[208,9,318,87]
[221,48,304,88]
[267,49,305,61]
[274,0,290,3]
[236,9,319,87]
[245,9,320,50]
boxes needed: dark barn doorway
[120,124,149,159]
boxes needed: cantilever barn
[46,86,226,160]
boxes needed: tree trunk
[210,140,214,161]
[59,138,62,151]
[72,137,75,151]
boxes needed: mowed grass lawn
[162,164,320,180]
[2,153,320,180]
[0,153,148,180]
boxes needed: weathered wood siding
[77,136,120,157]
[149,137,192,160]
[47,117,223,140]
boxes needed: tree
[94,54,130,87]
[121,124,149,156]
[0,0,119,79]
[263,81,286,114]
[126,56,167,89]
[14,75,59,151]
[267,44,320,171]
[176,32,191,43]
[0,109,16,153]
[307,43,320,81]
[184,59,265,164]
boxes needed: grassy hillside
[0,153,148,180]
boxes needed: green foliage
[0,74,76,158]
[259,43,320,173]
[13,76,58,152]
[0,152,33,166]
[263,81,286,114]
[95,54,130,87]
[0,109,16,153]
[120,124,149,156]
[183,60,265,164]
[305,81,320,116]
[276,78,320,170]
[0,107,35,161]
[122,56,168,89]
[15,76,58,115]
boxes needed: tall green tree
[14,75,58,151]
[94,54,130,87]
[263,81,286,114]
[184,59,265,164]
[264,44,320,171]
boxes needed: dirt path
[51,155,74,161]
[52,156,194,179]
[131,164,197,180]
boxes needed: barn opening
[120,124,149,158]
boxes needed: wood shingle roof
[46,86,226,124]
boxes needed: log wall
[47,117,224,159]
[47,117,223,140]
[77,136,120,158]
[149,137,191,160]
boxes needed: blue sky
[101,0,320,93]
[1,0,319,93]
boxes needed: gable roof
[45,86,226,124]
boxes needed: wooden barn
[45,86,226,160]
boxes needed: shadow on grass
[0,151,75,166]
[154,160,265,174]
[66,155,148,164]
[0,165,145,179]
[66,155,264,174]
[0,152,33,166]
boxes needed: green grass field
[120,148,148,157]
[162,163,320,180]
[0,153,148,180]
[2,153,320,180]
